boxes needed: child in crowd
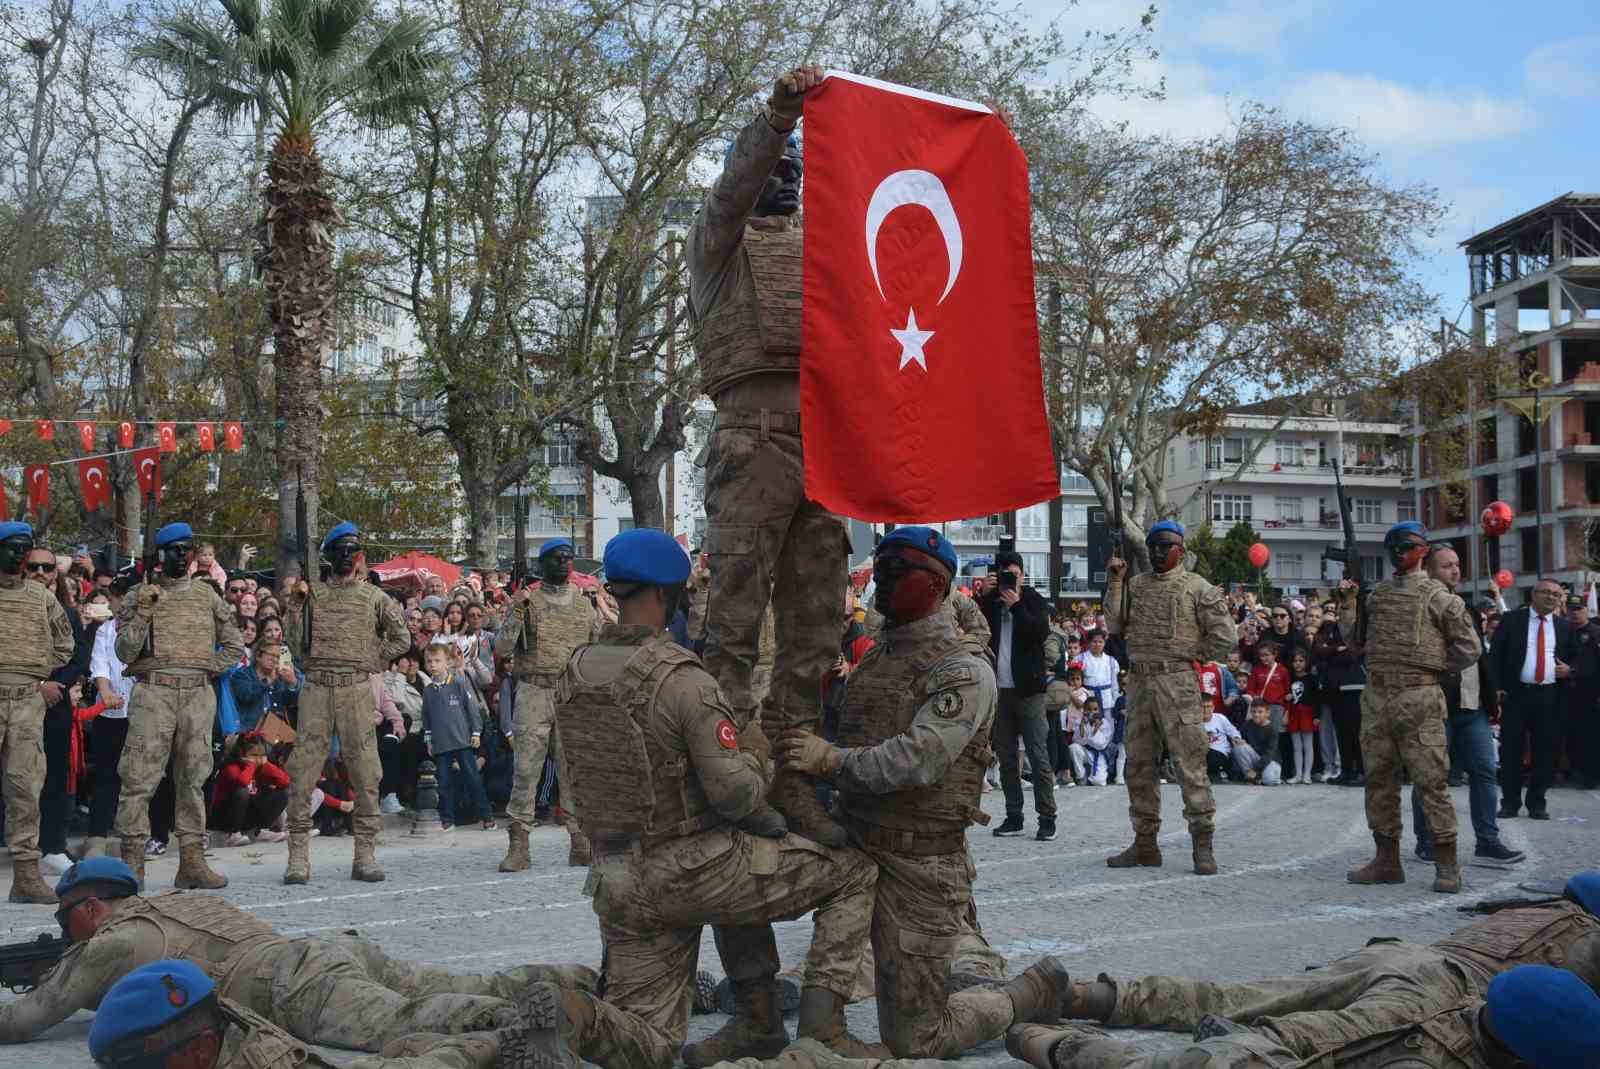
[1203,708,1245,782]
[315,760,356,837]
[1058,667,1088,785]
[210,733,290,846]
[1068,696,1113,785]
[421,641,494,832]
[1239,703,1282,785]
[1109,671,1128,784]
[1246,640,1290,733]
[1078,630,1120,713]
[1285,647,1319,784]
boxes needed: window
[1354,499,1382,525]
[1188,440,1199,467]
[1021,553,1049,591]
[1361,555,1384,582]
[1207,436,1246,468]
[1212,494,1252,523]
[1018,504,1047,540]
[1060,471,1091,491]
[617,518,635,533]
[544,434,577,467]
[1275,496,1303,523]
[1397,497,1417,523]
[1275,553,1304,579]
[1275,439,1302,466]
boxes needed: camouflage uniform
[212,998,499,1069]
[283,576,411,882]
[1103,565,1236,852]
[864,591,989,645]
[114,578,244,873]
[554,624,876,1069]
[0,890,595,1049]
[494,583,597,837]
[0,573,74,867]
[1340,574,1479,869]
[704,1037,965,1069]
[830,613,1023,1058]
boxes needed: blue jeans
[1412,708,1500,849]
[433,747,490,826]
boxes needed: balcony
[1204,461,1412,483]
[945,524,1008,544]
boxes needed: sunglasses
[26,562,56,574]
[1272,612,1289,618]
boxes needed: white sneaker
[39,853,72,876]
[255,829,287,843]
[379,793,403,815]
[310,788,326,814]
[145,839,167,858]
[224,832,252,848]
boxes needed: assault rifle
[1106,465,1133,625]
[511,484,529,654]
[296,465,313,648]
[1321,459,1369,642]
[141,479,159,656]
[0,932,66,993]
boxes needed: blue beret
[876,526,958,575]
[1486,965,1600,1068]
[604,529,690,586]
[89,960,215,1059]
[0,521,32,541]
[321,521,358,552]
[1386,521,1427,541]
[1146,520,1184,540]
[1567,869,1600,915]
[56,856,140,898]
[537,538,574,559]
[154,523,193,547]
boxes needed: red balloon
[1481,501,1514,538]
[1494,569,1514,590]
[1247,542,1270,568]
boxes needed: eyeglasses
[1272,612,1289,619]
[25,562,56,574]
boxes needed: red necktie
[1535,615,1547,684]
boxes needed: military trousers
[701,1037,965,1068]
[572,826,876,1069]
[1122,667,1215,838]
[113,679,215,848]
[701,418,847,729]
[858,842,1019,1059]
[1359,681,1454,845]
[0,689,46,860]
[286,679,381,840]
[505,680,557,832]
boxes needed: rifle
[512,484,529,654]
[1321,459,1368,642]
[0,933,66,993]
[141,482,159,656]
[1106,465,1132,627]
[296,466,313,649]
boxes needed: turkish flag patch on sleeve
[799,71,1058,521]
[716,719,739,750]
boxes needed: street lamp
[1500,370,1556,579]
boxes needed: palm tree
[140,0,439,576]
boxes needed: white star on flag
[891,308,934,370]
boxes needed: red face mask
[1148,537,1184,573]
[873,550,950,623]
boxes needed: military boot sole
[502,983,579,1069]
[1194,1014,1248,1040]
[500,853,532,872]
[351,866,387,883]
[714,974,802,1017]
[283,869,310,885]
[1106,845,1162,868]
[8,884,56,904]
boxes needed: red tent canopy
[372,551,462,591]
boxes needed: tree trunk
[458,445,499,573]
[628,471,665,530]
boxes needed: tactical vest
[835,631,993,848]
[1290,1001,1480,1068]
[1124,570,1205,661]
[148,583,221,669]
[1364,577,1450,672]
[1433,901,1600,988]
[556,638,722,857]
[307,580,383,671]
[0,579,54,676]
[98,893,278,980]
[517,588,594,678]
[695,225,802,399]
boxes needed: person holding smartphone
[977,551,1056,842]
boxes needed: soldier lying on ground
[1051,868,1600,1033]
[0,857,596,1050]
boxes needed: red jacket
[1247,661,1290,706]
[212,760,290,808]
[1194,662,1228,716]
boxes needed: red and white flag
[78,457,110,512]
[132,447,161,499]
[799,71,1057,521]
[198,423,215,452]
[23,464,49,513]
[118,420,136,448]
[77,421,96,453]
[157,422,177,453]
[223,422,243,452]
[34,419,53,442]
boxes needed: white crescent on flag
[864,169,963,305]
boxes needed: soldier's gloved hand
[776,729,844,778]
[736,720,772,761]
[735,805,787,839]
[286,579,309,608]
[135,584,161,612]
[767,65,824,128]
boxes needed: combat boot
[769,768,848,847]
[680,978,790,1067]
[566,829,591,868]
[500,825,532,872]
[1105,834,1162,868]
[1346,833,1405,885]
[1001,956,1071,1023]
[795,987,890,1059]
[1191,831,1218,876]
[284,831,311,885]
[352,836,386,882]
[173,842,228,889]
[1432,840,1462,895]
[8,859,57,904]
[1006,1023,1068,1067]
[1064,974,1117,1021]
[119,836,146,888]
[499,981,582,1069]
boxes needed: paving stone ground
[5,779,1596,1067]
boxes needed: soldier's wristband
[764,104,798,132]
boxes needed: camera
[998,571,1018,591]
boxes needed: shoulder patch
[932,691,964,719]
[715,718,739,749]
[927,659,977,693]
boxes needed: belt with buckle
[145,672,209,690]
[1128,658,1194,676]
[713,409,802,435]
[1367,668,1438,688]
[0,683,37,700]
[307,670,364,688]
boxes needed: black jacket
[1486,606,1578,695]
[979,584,1051,696]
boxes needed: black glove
[735,805,788,839]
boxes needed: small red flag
[132,447,161,498]
[799,72,1056,520]
[23,464,49,512]
[223,422,243,452]
[118,420,135,448]
[157,422,177,453]
[34,420,54,442]
[198,424,215,452]
[77,421,96,453]
[0,419,11,437]
[78,457,110,512]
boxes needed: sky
[1026,0,1596,331]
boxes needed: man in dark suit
[1488,577,1576,819]
[1566,595,1600,790]
[978,550,1056,842]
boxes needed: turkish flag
[23,464,49,512]
[118,420,135,448]
[223,422,243,452]
[157,422,177,453]
[132,447,161,499]
[78,458,110,512]
[77,421,96,453]
[198,424,215,452]
[0,419,11,436]
[799,72,1056,521]
[34,419,54,442]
